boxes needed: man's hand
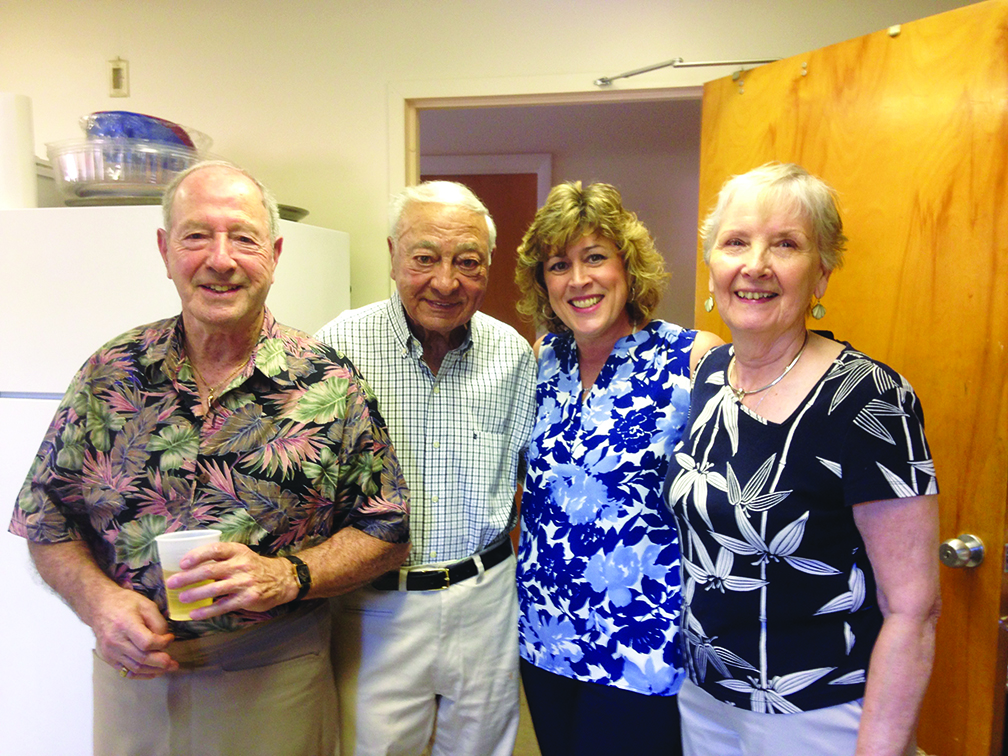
[91,585,178,679]
[27,540,178,680]
[165,541,298,620]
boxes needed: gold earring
[704,296,715,313]
[811,298,826,320]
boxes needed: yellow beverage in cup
[164,571,214,621]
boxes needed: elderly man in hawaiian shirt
[8,160,410,756]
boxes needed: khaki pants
[93,603,337,756]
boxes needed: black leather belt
[372,538,512,591]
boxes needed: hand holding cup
[154,530,221,621]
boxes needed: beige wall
[0,0,977,308]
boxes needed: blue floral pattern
[516,321,696,695]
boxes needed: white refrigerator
[0,205,350,755]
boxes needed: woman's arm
[689,330,724,375]
[852,494,941,756]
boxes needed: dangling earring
[811,298,826,320]
[704,296,715,313]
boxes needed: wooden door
[692,2,1008,754]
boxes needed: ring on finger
[120,666,129,678]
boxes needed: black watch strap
[283,554,311,601]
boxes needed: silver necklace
[727,331,809,402]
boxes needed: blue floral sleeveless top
[516,320,696,696]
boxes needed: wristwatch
[283,554,311,601]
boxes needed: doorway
[417,98,705,332]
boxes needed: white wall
[0,0,977,308]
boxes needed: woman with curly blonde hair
[514,181,720,755]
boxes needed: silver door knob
[939,534,984,568]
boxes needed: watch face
[295,562,310,587]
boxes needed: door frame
[386,82,705,297]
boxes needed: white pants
[678,679,864,756]
[331,554,519,756]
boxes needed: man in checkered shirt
[315,181,536,756]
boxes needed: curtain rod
[594,57,779,87]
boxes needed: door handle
[939,534,984,568]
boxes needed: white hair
[388,181,496,260]
[162,159,280,242]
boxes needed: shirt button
[433,386,440,394]
[433,441,440,448]
[430,551,437,560]
[432,495,439,503]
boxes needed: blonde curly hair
[515,181,669,334]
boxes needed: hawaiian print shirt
[9,310,410,640]
[665,344,937,713]
[517,321,696,696]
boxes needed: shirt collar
[147,308,292,387]
[385,290,474,359]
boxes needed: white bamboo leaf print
[718,667,834,713]
[692,639,731,681]
[690,527,716,574]
[862,398,909,417]
[815,565,865,615]
[689,391,724,439]
[722,392,740,454]
[733,506,767,557]
[726,456,791,515]
[844,622,855,655]
[854,407,897,445]
[669,455,727,530]
[760,691,802,714]
[767,511,810,557]
[722,575,769,592]
[817,457,842,478]
[743,491,791,512]
[710,531,761,556]
[829,670,866,685]
[715,547,734,579]
[715,647,759,673]
[871,364,899,395]
[683,530,767,593]
[909,458,936,478]
[784,556,841,576]
[926,477,938,495]
[876,462,918,497]
[773,667,836,696]
[720,679,761,693]
[685,613,735,680]
[827,359,875,413]
[740,456,776,502]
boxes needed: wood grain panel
[693,2,1008,753]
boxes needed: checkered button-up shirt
[316,292,536,566]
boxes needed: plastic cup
[154,529,221,621]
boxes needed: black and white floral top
[664,342,937,713]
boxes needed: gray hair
[162,159,281,243]
[700,162,847,272]
[388,181,497,261]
